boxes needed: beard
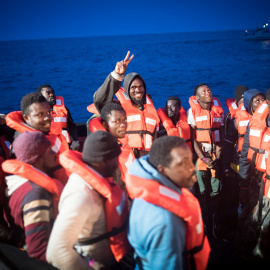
[48,98,56,106]
[131,97,144,107]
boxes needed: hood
[5,174,28,197]
[128,155,181,193]
[243,89,265,115]
[123,72,147,104]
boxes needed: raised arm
[94,51,134,113]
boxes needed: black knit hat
[234,85,249,103]
[266,88,270,100]
[82,130,121,164]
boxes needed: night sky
[1,0,270,41]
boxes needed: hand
[70,140,80,151]
[114,51,134,75]
[202,157,213,169]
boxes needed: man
[46,131,130,270]
[157,96,191,148]
[93,51,160,158]
[187,83,224,229]
[234,89,267,260]
[36,84,79,150]
[2,131,63,262]
[5,92,69,184]
[126,136,210,270]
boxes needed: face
[23,102,52,133]
[41,87,56,106]
[103,110,127,138]
[167,100,180,118]
[40,146,57,171]
[129,78,145,104]
[196,85,212,103]
[252,94,265,113]
[159,145,197,189]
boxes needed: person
[5,92,69,184]
[89,102,135,204]
[126,136,210,270]
[93,51,160,158]
[187,83,224,229]
[212,85,249,241]
[1,131,63,262]
[157,96,191,148]
[234,89,267,261]
[46,131,130,270]
[36,84,79,150]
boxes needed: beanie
[266,88,270,100]
[82,130,121,164]
[234,85,249,103]
[13,131,51,165]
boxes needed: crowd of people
[0,51,270,269]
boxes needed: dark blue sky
[1,0,269,41]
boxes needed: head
[13,131,56,173]
[36,84,56,106]
[194,83,212,104]
[166,96,181,119]
[101,103,127,138]
[82,130,121,177]
[243,89,265,115]
[21,92,52,134]
[123,73,146,106]
[148,136,197,189]
[234,85,249,106]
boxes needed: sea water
[1,30,270,123]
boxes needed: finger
[126,54,134,64]
[123,51,130,62]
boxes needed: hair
[100,102,125,122]
[36,84,53,93]
[167,96,181,107]
[149,136,186,168]
[21,92,47,115]
[193,83,210,96]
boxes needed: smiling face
[103,110,127,138]
[41,87,56,106]
[159,144,197,189]
[23,102,52,133]
[196,85,213,103]
[129,78,145,104]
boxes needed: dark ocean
[1,30,270,123]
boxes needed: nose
[120,121,127,127]
[44,113,52,121]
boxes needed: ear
[157,164,168,177]
[23,114,30,124]
[102,121,109,131]
[196,95,200,100]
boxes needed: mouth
[134,93,143,99]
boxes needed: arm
[94,51,134,113]
[23,187,53,262]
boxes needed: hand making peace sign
[114,51,134,75]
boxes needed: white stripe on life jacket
[260,154,266,170]
[213,118,222,123]
[122,92,130,100]
[145,134,152,150]
[116,192,126,216]
[51,137,62,153]
[231,102,238,110]
[146,97,151,104]
[196,115,208,122]
[127,115,141,122]
[159,186,180,202]
[213,100,219,107]
[250,129,260,137]
[125,153,134,169]
[145,118,156,126]
[258,103,268,114]
[56,99,62,106]
[239,120,250,127]
[54,117,67,123]
[264,135,270,143]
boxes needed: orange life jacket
[226,98,238,119]
[2,159,63,218]
[51,96,71,143]
[116,88,160,151]
[87,103,100,116]
[125,172,210,270]
[247,102,270,172]
[88,117,135,182]
[189,96,223,144]
[5,111,69,184]
[234,103,252,152]
[59,150,130,261]
[157,107,192,149]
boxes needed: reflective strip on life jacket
[59,150,130,261]
[226,98,238,119]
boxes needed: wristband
[201,157,207,162]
